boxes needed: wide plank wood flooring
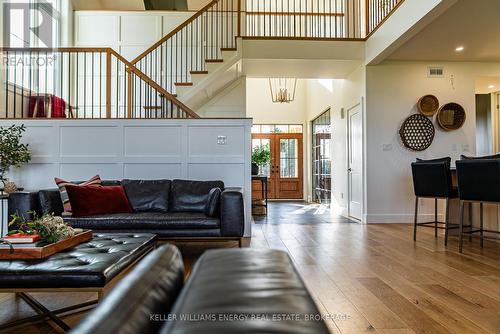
[0,203,499,333]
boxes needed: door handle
[348,168,352,172]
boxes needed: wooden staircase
[1,0,406,119]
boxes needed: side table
[252,176,268,215]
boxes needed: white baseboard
[365,213,445,224]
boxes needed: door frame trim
[346,101,363,222]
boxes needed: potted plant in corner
[251,143,271,176]
[0,124,32,193]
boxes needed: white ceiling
[387,0,500,62]
[71,0,210,11]
[476,77,500,94]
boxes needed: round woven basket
[417,95,440,117]
[399,114,435,151]
[437,103,466,131]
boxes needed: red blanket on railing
[28,95,67,118]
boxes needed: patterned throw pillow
[55,175,102,214]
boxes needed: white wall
[246,78,309,199]
[305,66,366,216]
[0,119,252,236]
[246,78,308,124]
[365,61,500,229]
[60,0,74,46]
[74,11,194,60]
[197,78,246,118]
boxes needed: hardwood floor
[1,202,499,333]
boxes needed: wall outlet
[382,144,393,151]
[462,144,469,152]
[217,135,227,145]
[452,144,458,151]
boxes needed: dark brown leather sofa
[70,245,330,334]
[8,179,245,245]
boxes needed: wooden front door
[252,133,303,200]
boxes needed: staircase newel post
[105,50,111,118]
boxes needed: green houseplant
[251,144,271,175]
[8,213,76,246]
[0,125,31,188]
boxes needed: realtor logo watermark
[2,1,59,67]
[3,0,58,47]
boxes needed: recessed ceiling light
[488,85,495,89]
[455,46,465,52]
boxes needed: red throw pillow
[65,185,133,217]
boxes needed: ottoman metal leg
[0,292,98,332]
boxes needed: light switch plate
[217,135,227,145]
[382,144,393,151]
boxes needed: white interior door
[348,104,363,220]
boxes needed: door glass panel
[312,109,332,204]
[252,138,271,176]
[280,138,298,178]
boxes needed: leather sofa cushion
[66,185,133,217]
[122,179,171,213]
[0,233,156,288]
[39,189,64,216]
[205,187,221,217]
[70,245,184,334]
[170,179,224,213]
[65,212,220,230]
[161,249,330,334]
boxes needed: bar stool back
[456,158,500,252]
[411,157,458,245]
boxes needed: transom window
[251,124,303,134]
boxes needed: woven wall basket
[399,114,435,151]
[417,95,440,117]
[437,102,466,131]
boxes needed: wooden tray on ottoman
[0,230,93,260]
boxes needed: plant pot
[251,163,259,176]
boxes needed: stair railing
[131,0,240,95]
[365,0,405,37]
[0,47,198,119]
[243,0,364,39]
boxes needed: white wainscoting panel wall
[1,119,253,236]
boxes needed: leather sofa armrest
[8,191,41,222]
[71,244,184,334]
[220,187,244,237]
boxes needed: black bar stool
[411,157,459,245]
[456,158,500,253]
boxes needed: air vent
[144,0,187,10]
[428,67,444,78]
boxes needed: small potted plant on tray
[6,213,76,246]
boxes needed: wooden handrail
[365,0,405,37]
[109,50,199,118]
[1,47,199,119]
[245,11,345,17]
[0,47,111,52]
[131,0,220,65]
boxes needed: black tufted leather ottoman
[0,233,157,331]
